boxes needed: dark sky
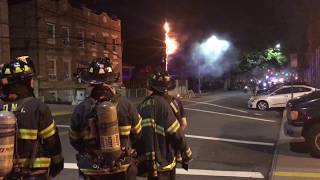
[76,0,307,69]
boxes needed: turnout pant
[147,168,176,180]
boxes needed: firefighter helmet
[0,56,35,85]
[148,69,175,93]
[79,58,118,85]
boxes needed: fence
[125,88,149,99]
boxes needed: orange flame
[164,22,178,70]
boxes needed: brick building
[0,0,10,64]
[9,0,122,103]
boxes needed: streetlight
[275,43,281,50]
[197,35,230,94]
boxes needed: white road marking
[64,163,264,178]
[176,168,264,178]
[57,124,274,146]
[57,124,70,128]
[184,97,231,107]
[185,107,278,123]
[254,113,263,116]
[183,99,249,113]
[186,134,274,146]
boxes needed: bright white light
[258,80,262,84]
[200,35,230,58]
[276,43,281,49]
[263,82,267,87]
[266,75,269,79]
[279,78,284,83]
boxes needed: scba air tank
[96,101,121,166]
[0,111,16,178]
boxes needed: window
[297,87,311,92]
[46,23,56,44]
[78,31,85,48]
[274,88,291,95]
[48,58,57,81]
[91,34,96,48]
[289,87,311,93]
[62,26,70,45]
[112,39,116,52]
[62,59,71,81]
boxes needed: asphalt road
[53,91,283,180]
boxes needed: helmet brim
[79,71,118,85]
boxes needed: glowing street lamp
[197,35,230,94]
[275,43,281,50]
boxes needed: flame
[164,22,178,70]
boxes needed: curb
[52,112,72,117]
[269,109,286,180]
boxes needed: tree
[239,48,287,72]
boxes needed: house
[8,0,122,103]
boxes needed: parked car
[256,82,310,95]
[284,91,320,157]
[248,85,316,110]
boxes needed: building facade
[9,0,122,103]
[297,0,320,88]
[0,0,10,64]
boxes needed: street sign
[290,54,298,68]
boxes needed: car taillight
[289,111,299,121]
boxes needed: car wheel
[257,101,268,111]
[306,124,320,158]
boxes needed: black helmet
[1,56,35,85]
[148,69,174,93]
[79,57,118,85]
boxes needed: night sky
[76,0,307,73]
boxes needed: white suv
[248,85,316,110]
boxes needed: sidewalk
[47,90,240,116]
[270,111,320,180]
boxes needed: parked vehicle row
[248,84,316,110]
[284,91,320,157]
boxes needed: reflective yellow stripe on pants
[15,157,51,168]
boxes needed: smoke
[190,35,239,78]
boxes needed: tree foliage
[239,48,287,72]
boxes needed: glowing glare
[200,35,230,57]
[276,43,281,49]
[279,78,284,83]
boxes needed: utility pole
[198,58,201,94]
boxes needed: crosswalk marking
[64,163,264,178]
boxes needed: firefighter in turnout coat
[137,69,192,180]
[0,56,64,180]
[69,58,142,180]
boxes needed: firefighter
[137,69,192,180]
[0,56,64,179]
[167,80,187,130]
[69,58,142,180]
